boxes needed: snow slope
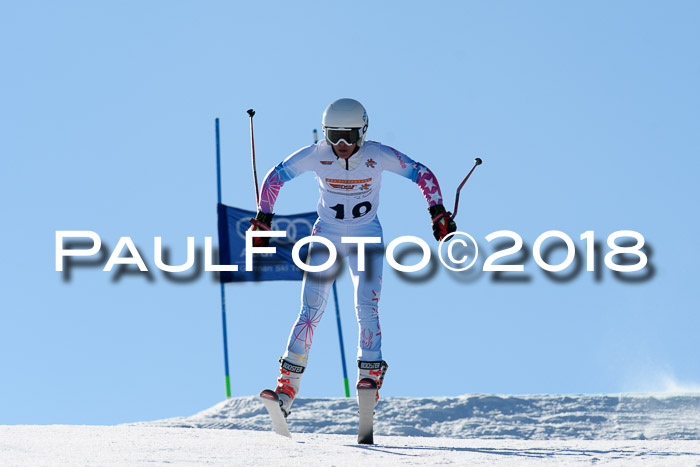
[2,394,699,465]
[2,426,700,466]
[140,393,700,440]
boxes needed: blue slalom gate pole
[332,282,351,397]
[215,118,232,398]
[314,128,351,397]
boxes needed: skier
[250,98,456,419]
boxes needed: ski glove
[249,212,275,248]
[429,204,457,241]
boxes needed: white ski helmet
[322,98,369,147]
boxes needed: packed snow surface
[1,426,699,466]
[2,394,699,465]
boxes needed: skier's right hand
[429,204,457,241]
[249,211,275,247]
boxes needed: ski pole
[452,157,482,220]
[247,109,260,209]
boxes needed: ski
[259,389,292,438]
[357,378,377,444]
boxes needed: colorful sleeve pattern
[259,144,316,214]
[380,144,444,207]
[259,168,287,214]
[413,162,443,207]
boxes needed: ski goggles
[325,127,363,146]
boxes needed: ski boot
[357,360,389,403]
[356,360,388,444]
[275,358,304,417]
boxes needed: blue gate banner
[217,203,318,282]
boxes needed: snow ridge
[138,393,700,440]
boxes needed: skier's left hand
[429,204,457,241]
[249,211,274,247]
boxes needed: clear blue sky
[1,1,699,425]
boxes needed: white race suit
[259,139,445,367]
